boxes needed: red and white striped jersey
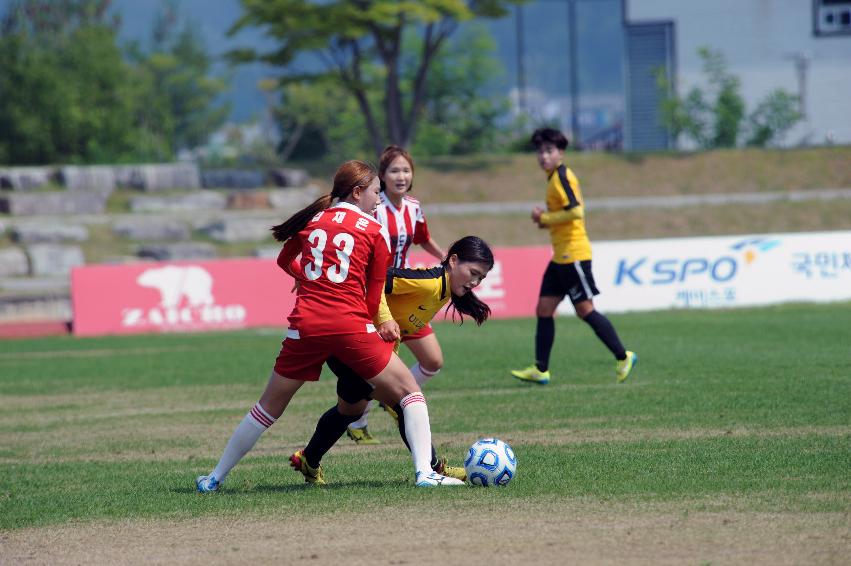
[277,202,392,337]
[374,192,432,268]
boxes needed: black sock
[535,317,556,372]
[303,405,359,468]
[583,310,626,360]
[394,403,439,469]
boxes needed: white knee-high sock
[409,363,440,387]
[211,403,276,482]
[349,400,373,429]
[400,392,432,475]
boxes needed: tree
[128,1,230,157]
[657,47,745,149]
[228,0,521,156]
[0,0,139,164]
[0,0,228,164]
[746,89,801,147]
[411,24,509,156]
[271,23,509,161]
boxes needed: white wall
[627,0,851,145]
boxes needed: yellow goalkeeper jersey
[545,164,592,264]
[375,266,450,337]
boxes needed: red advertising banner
[71,258,297,337]
[71,246,552,337]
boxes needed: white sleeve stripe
[378,225,392,252]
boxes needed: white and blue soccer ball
[464,438,516,487]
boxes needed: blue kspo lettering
[615,256,738,285]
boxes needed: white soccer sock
[400,392,433,475]
[409,363,440,387]
[211,403,276,482]
[349,400,373,429]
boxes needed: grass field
[1,302,850,564]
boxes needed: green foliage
[229,0,521,156]
[132,2,230,155]
[698,47,746,148]
[410,24,510,156]
[658,47,800,150]
[746,89,802,147]
[272,23,511,160]
[271,72,380,164]
[0,2,138,164]
[0,0,228,165]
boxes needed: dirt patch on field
[2,502,848,565]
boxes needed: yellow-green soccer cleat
[615,351,638,383]
[511,365,551,385]
[289,449,326,485]
[379,402,400,424]
[346,426,381,445]
[434,457,467,482]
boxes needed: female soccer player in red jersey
[346,145,449,444]
[196,160,463,492]
[289,236,494,485]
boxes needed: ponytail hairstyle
[442,236,494,326]
[378,144,415,192]
[271,160,377,242]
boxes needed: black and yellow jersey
[542,163,592,264]
[375,265,450,337]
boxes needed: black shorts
[539,260,600,304]
[328,356,374,404]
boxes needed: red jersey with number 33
[277,202,391,337]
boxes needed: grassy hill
[395,145,851,202]
[3,146,851,262]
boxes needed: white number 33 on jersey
[304,228,355,283]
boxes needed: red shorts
[401,323,434,343]
[274,330,394,382]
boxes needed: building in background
[624,0,851,150]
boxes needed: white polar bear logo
[137,265,214,308]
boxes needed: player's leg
[292,394,369,485]
[390,399,468,481]
[197,370,306,492]
[512,263,563,384]
[336,333,462,486]
[570,260,637,382]
[348,327,442,438]
[403,327,443,386]
[510,294,561,383]
[367,355,463,486]
[294,357,373,482]
[399,330,464,479]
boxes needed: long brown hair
[271,160,377,242]
[378,145,415,192]
[443,236,494,326]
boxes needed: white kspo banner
[563,231,851,314]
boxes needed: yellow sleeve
[540,206,584,225]
[374,291,394,326]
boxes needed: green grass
[1,302,849,530]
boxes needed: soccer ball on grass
[464,438,516,487]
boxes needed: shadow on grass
[173,479,402,495]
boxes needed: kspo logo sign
[614,256,738,286]
[612,238,781,286]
